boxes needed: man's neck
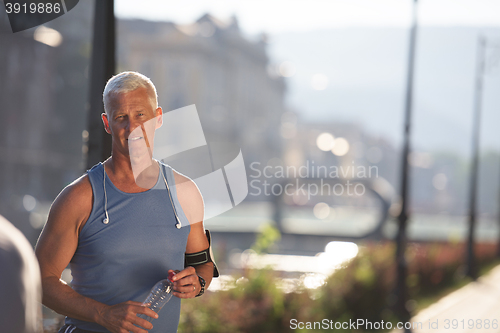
[104,155,159,192]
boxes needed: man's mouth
[128,136,143,141]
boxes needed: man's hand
[169,267,200,298]
[96,301,158,333]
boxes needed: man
[36,72,215,333]
[0,214,42,333]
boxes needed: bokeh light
[292,190,309,205]
[279,61,296,77]
[313,202,330,219]
[324,241,359,259]
[29,212,44,229]
[34,26,63,47]
[23,194,37,212]
[433,173,447,190]
[302,273,327,289]
[316,132,335,151]
[331,137,350,156]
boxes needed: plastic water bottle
[137,273,175,322]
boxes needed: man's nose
[127,118,142,132]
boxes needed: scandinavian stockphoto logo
[3,0,79,33]
[129,105,248,221]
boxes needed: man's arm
[170,172,213,298]
[35,175,157,333]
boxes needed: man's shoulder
[171,169,200,196]
[53,173,93,212]
[159,162,197,189]
[161,165,204,224]
[64,173,92,198]
[48,173,93,231]
[172,169,192,185]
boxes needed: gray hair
[103,71,158,114]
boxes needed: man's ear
[155,107,163,129]
[102,113,111,134]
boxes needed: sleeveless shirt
[65,161,191,333]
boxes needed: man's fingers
[99,301,160,333]
[173,276,197,287]
[134,305,158,320]
[106,316,149,333]
[123,300,157,319]
[121,301,157,331]
[172,271,197,287]
[170,267,195,281]
[172,282,198,298]
[174,283,196,293]
[173,290,197,298]
[173,278,198,295]
[131,316,154,331]
[120,320,149,333]
[169,267,199,298]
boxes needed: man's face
[102,87,162,160]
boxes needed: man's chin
[129,147,154,164]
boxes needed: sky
[115,0,500,35]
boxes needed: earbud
[176,223,181,229]
[103,217,109,224]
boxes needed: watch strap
[196,275,206,297]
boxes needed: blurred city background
[1,0,500,332]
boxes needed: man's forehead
[109,89,153,106]
[106,88,156,115]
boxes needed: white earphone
[160,164,182,229]
[102,165,109,224]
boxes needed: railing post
[466,36,486,280]
[395,0,418,330]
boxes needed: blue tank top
[66,161,191,333]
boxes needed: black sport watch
[196,275,206,297]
